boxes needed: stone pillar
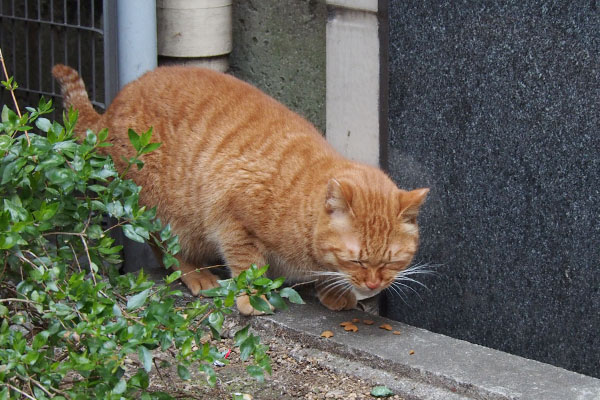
[157,0,232,72]
[326,0,388,168]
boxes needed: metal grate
[0,0,118,119]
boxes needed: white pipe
[117,0,157,88]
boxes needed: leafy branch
[0,77,303,399]
[0,47,29,145]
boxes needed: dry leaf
[379,323,393,331]
[363,319,374,325]
[340,321,353,327]
[392,331,401,335]
[409,350,415,355]
[321,330,334,338]
[352,318,360,323]
[344,323,359,332]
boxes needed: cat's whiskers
[309,270,348,278]
[390,262,441,297]
[316,273,354,300]
[386,282,410,305]
[390,280,423,301]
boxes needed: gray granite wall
[385,1,600,377]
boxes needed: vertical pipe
[25,2,30,90]
[116,0,157,88]
[103,0,118,104]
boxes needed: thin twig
[2,383,36,400]
[79,235,97,285]
[0,254,7,281]
[153,357,166,383]
[28,377,53,398]
[43,231,86,237]
[0,298,37,304]
[48,384,71,399]
[290,279,318,288]
[0,47,30,145]
[69,243,83,273]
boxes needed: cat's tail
[52,64,102,136]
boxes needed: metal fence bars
[0,0,118,118]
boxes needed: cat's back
[101,66,338,212]
[106,66,309,132]
[104,66,328,156]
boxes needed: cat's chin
[351,287,383,300]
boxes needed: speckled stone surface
[385,1,600,378]
[229,0,327,132]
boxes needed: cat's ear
[325,179,354,217]
[398,188,429,222]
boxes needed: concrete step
[242,299,600,400]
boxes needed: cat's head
[314,176,429,300]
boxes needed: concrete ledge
[327,0,378,13]
[243,299,600,400]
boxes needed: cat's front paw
[180,268,219,296]
[317,289,357,311]
[236,294,274,316]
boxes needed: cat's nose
[365,280,381,290]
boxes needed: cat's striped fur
[52,65,429,314]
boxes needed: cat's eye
[350,260,367,268]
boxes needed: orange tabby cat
[52,64,429,315]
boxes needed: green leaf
[0,135,12,151]
[32,330,49,349]
[139,127,152,147]
[252,277,271,287]
[33,202,59,221]
[122,224,145,243]
[246,365,265,382]
[249,295,273,314]
[35,117,52,132]
[130,369,149,390]
[371,386,394,397]
[128,129,141,151]
[87,224,104,240]
[234,325,250,346]
[269,277,286,290]
[4,198,29,221]
[90,166,117,180]
[138,345,153,373]
[85,131,97,145]
[88,184,107,193]
[2,158,26,184]
[106,201,124,218]
[279,287,305,304]
[127,288,150,310]
[165,270,181,284]
[1,105,13,122]
[267,292,288,310]
[239,335,257,361]
[0,232,23,249]
[224,290,235,307]
[112,378,127,395]
[97,128,109,142]
[45,167,72,185]
[177,364,191,380]
[255,265,269,278]
[141,142,161,154]
[208,311,224,334]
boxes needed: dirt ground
[142,319,404,400]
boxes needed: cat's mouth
[352,286,384,300]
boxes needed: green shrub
[0,93,303,399]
